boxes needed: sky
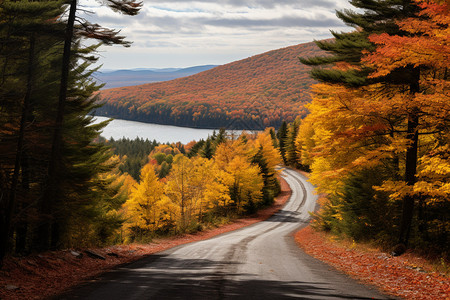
[79,0,354,70]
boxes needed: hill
[94,65,218,89]
[95,41,323,129]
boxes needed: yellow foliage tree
[215,140,263,213]
[124,163,165,238]
[165,154,197,231]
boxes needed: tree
[299,0,449,248]
[284,118,301,168]
[201,138,214,159]
[251,130,282,204]
[214,140,263,213]
[362,0,449,246]
[0,0,65,264]
[165,155,196,231]
[277,121,288,164]
[42,0,142,250]
[125,163,165,239]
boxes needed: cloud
[148,0,338,9]
[79,0,353,69]
[203,15,342,28]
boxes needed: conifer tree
[277,121,288,164]
[300,0,441,247]
[0,0,65,265]
[201,138,214,159]
[41,0,142,250]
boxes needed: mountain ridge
[96,41,323,129]
[95,65,218,89]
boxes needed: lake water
[93,116,222,144]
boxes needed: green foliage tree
[277,121,288,164]
[0,0,141,266]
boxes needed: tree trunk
[40,0,77,250]
[398,67,420,246]
[0,34,35,267]
[15,152,31,253]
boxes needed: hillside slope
[96,41,323,129]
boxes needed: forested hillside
[96,42,323,129]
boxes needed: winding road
[59,169,392,300]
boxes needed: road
[59,169,392,300]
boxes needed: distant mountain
[96,41,323,129]
[94,65,218,89]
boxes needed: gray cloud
[203,15,342,28]
[81,0,352,69]
[149,0,337,9]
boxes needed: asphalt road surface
[59,169,393,300]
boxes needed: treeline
[95,42,321,129]
[0,0,141,266]
[290,0,449,256]
[106,130,282,241]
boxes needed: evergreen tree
[0,0,142,265]
[284,119,301,168]
[300,0,424,247]
[201,138,214,159]
[42,0,142,251]
[300,0,420,87]
[214,128,227,147]
[0,0,65,265]
[277,121,288,164]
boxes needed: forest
[0,0,142,266]
[103,130,282,242]
[0,0,448,273]
[95,41,321,129]
[290,0,449,257]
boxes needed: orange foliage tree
[297,0,449,248]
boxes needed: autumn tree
[250,130,282,204]
[125,163,165,240]
[214,139,263,213]
[362,0,449,247]
[299,0,449,250]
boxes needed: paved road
[59,169,393,300]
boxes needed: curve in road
[58,169,393,300]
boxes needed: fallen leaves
[294,226,449,300]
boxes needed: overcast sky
[79,0,354,70]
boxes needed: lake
[93,116,230,144]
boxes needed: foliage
[105,137,159,180]
[95,42,323,129]
[0,0,141,264]
[298,0,449,254]
[121,130,281,239]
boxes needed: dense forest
[103,130,282,241]
[0,0,448,271]
[0,0,142,266]
[291,0,449,257]
[95,42,322,129]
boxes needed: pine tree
[0,0,65,265]
[300,0,438,247]
[41,0,142,250]
[277,121,288,164]
[201,138,214,159]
